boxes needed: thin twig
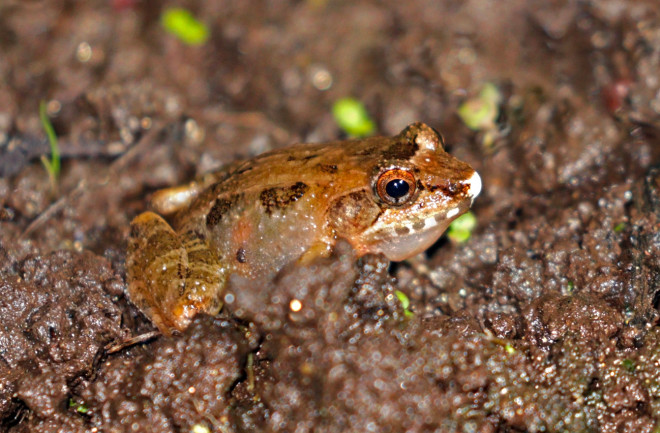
[104,330,162,354]
[21,125,163,239]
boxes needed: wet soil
[1,0,660,432]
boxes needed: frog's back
[206,135,398,194]
[177,140,368,278]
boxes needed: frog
[126,122,481,333]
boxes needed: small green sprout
[621,359,636,373]
[191,424,211,433]
[613,222,626,233]
[489,336,516,354]
[567,281,575,292]
[394,290,414,318]
[395,290,410,309]
[161,8,209,46]
[447,211,477,243]
[457,83,502,131]
[331,98,376,138]
[68,398,89,414]
[39,100,61,194]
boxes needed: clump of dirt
[74,316,248,433]
[1,0,660,432]
[0,251,126,428]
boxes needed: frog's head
[330,122,481,261]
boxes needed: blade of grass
[39,100,61,192]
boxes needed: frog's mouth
[363,171,481,261]
[369,205,466,261]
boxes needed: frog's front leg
[150,161,247,215]
[126,212,227,334]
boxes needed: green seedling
[161,8,209,46]
[457,83,502,131]
[39,100,60,194]
[613,222,626,232]
[566,281,575,292]
[486,331,516,355]
[447,211,477,243]
[68,398,89,414]
[457,83,503,147]
[487,335,517,354]
[394,290,414,318]
[332,97,376,138]
[621,359,636,373]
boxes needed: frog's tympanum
[127,123,481,333]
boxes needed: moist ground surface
[1,1,660,432]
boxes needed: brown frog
[126,122,481,333]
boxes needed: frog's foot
[126,212,226,334]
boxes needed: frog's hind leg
[127,212,227,334]
[127,212,187,333]
[177,227,228,326]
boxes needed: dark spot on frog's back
[235,166,253,175]
[206,195,238,227]
[260,182,309,215]
[288,154,319,162]
[381,139,419,161]
[318,163,338,173]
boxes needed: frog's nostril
[466,171,481,200]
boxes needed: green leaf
[332,98,376,137]
[613,222,626,232]
[457,83,502,131]
[394,290,414,317]
[447,211,477,243]
[68,398,89,414]
[621,358,636,373]
[394,290,410,310]
[161,8,209,46]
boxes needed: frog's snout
[464,171,482,203]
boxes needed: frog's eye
[376,169,416,206]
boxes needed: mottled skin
[127,123,481,333]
